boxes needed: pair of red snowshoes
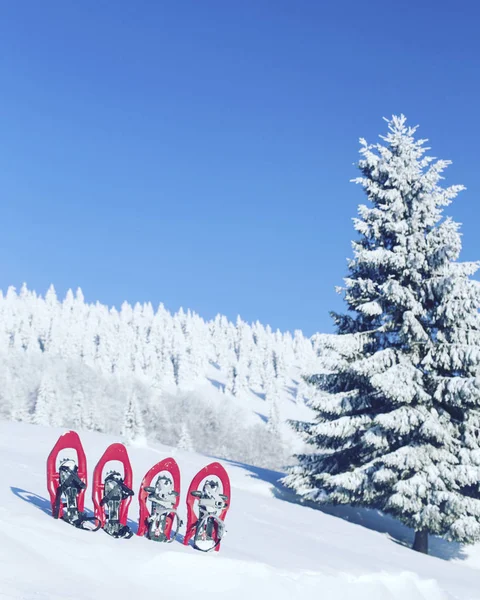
[137,457,230,552]
[47,430,230,552]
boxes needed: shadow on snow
[10,486,139,534]
[217,459,467,562]
[206,377,225,393]
[253,411,268,425]
[11,486,52,517]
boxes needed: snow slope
[1,421,479,600]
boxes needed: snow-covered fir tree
[224,362,239,396]
[34,373,58,427]
[285,115,480,554]
[177,422,194,451]
[121,391,146,444]
[265,378,281,436]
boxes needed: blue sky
[1,1,479,336]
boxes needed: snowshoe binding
[100,471,134,538]
[184,462,231,553]
[137,457,182,543]
[144,475,181,542]
[191,480,228,552]
[54,459,101,531]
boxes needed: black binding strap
[147,509,182,543]
[101,473,134,539]
[100,479,134,506]
[193,514,226,552]
[53,464,101,531]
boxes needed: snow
[0,284,326,469]
[1,421,479,599]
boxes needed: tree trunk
[413,529,428,554]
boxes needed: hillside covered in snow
[1,421,479,600]
[0,285,328,468]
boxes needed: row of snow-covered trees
[286,115,480,554]
[0,346,288,467]
[0,286,320,467]
[0,284,318,394]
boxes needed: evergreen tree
[285,115,480,554]
[34,374,58,426]
[295,375,310,405]
[71,388,85,429]
[121,391,145,443]
[224,357,239,396]
[248,322,266,389]
[265,379,281,436]
[177,422,194,451]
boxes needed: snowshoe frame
[137,457,181,542]
[183,462,231,552]
[92,443,134,538]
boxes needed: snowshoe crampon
[92,443,134,539]
[137,457,182,543]
[184,462,231,552]
[46,431,101,532]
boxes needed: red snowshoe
[46,431,100,531]
[92,443,134,539]
[137,457,182,542]
[183,462,231,552]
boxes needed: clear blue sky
[1,1,479,336]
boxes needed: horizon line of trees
[0,283,325,468]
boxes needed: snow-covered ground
[1,421,479,600]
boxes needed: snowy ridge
[0,421,477,599]
[0,284,327,468]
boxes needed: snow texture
[1,421,478,599]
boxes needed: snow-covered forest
[0,284,323,467]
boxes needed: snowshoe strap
[100,479,134,506]
[148,508,183,543]
[104,522,133,539]
[164,510,182,543]
[76,515,102,532]
[194,514,226,552]
[53,466,101,532]
[120,525,134,539]
[53,485,64,520]
[99,475,134,539]
[110,524,133,539]
[53,464,85,520]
